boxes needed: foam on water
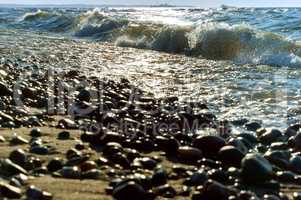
[2,7,301,67]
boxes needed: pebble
[0,158,28,177]
[177,146,203,164]
[259,129,284,144]
[30,145,49,155]
[0,181,22,199]
[47,158,64,172]
[193,135,226,158]
[30,128,42,137]
[241,153,273,184]
[218,145,244,168]
[0,81,12,96]
[57,118,77,129]
[26,185,53,200]
[245,122,261,131]
[112,181,146,200]
[59,166,81,179]
[57,131,70,140]
[184,170,208,186]
[10,135,29,145]
[152,168,168,186]
[9,149,27,166]
[289,156,301,174]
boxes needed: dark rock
[81,169,104,180]
[259,129,284,144]
[152,168,168,186]
[10,135,29,145]
[201,180,237,200]
[47,158,64,172]
[293,133,301,151]
[0,159,28,177]
[57,118,77,129]
[154,184,176,198]
[276,171,296,183]
[57,131,70,140]
[65,148,82,160]
[9,149,27,166]
[30,145,49,155]
[177,146,203,164]
[112,181,146,200]
[0,181,22,199]
[26,185,53,200]
[79,161,97,172]
[184,170,208,186]
[155,136,179,154]
[133,157,157,170]
[77,89,91,102]
[0,81,12,96]
[218,146,244,168]
[241,153,273,184]
[30,128,42,137]
[59,166,81,179]
[285,124,301,137]
[264,150,290,169]
[289,156,301,174]
[237,133,258,145]
[193,135,226,158]
[245,122,261,132]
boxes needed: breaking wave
[19,9,301,67]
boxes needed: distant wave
[18,9,301,67]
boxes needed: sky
[1,0,301,7]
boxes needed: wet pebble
[47,158,64,172]
[57,118,77,129]
[218,145,244,168]
[30,145,49,155]
[30,128,42,137]
[9,149,27,166]
[59,166,81,179]
[57,131,70,140]
[112,181,146,200]
[10,135,29,145]
[0,158,28,177]
[289,156,301,174]
[0,181,22,199]
[241,153,273,184]
[26,185,53,200]
[177,146,203,164]
[184,170,208,186]
[193,135,226,158]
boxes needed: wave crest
[19,9,301,67]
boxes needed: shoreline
[0,49,300,199]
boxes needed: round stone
[177,146,203,164]
[30,128,42,137]
[218,145,244,168]
[193,135,226,158]
[241,153,273,184]
[112,181,146,200]
[47,158,64,172]
[57,131,70,140]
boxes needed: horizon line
[0,3,301,8]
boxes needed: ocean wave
[74,9,128,38]
[20,8,128,38]
[18,9,301,67]
[116,22,301,67]
[21,9,76,32]
[116,25,189,53]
